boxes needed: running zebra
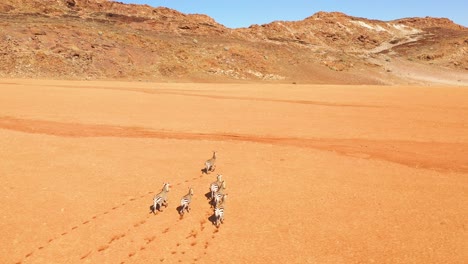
[152,183,170,214]
[212,180,226,208]
[209,174,223,200]
[214,194,228,228]
[204,151,217,174]
[179,187,194,216]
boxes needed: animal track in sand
[19,188,158,262]
[18,166,210,263]
[133,219,146,227]
[24,174,207,263]
[200,219,207,231]
[108,233,126,244]
[80,251,92,260]
[186,229,198,239]
[97,245,109,252]
[145,235,156,244]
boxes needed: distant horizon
[120,0,468,28]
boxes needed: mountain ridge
[1,0,467,84]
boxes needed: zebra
[179,187,194,216]
[209,174,223,200]
[152,183,170,214]
[214,194,228,228]
[212,180,226,208]
[204,151,217,174]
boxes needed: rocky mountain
[1,0,467,84]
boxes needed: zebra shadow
[204,192,217,208]
[208,213,217,226]
[175,205,184,215]
[201,166,216,174]
[149,204,166,214]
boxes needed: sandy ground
[0,79,467,264]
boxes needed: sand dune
[0,79,467,263]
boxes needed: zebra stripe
[214,207,224,227]
[209,174,223,200]
[152,183,170,214]
[205,151,217,174]
[179,188,194,215]
[214,194,227,227]
[212,180,226,208]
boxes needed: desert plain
[0,79,467,264]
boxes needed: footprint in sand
[145,235,156,244]
[186,230,197,239]
[97,245,109,252]
[80,251,92,260]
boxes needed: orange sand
[0,79,467,263]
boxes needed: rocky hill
[1,0,467,84]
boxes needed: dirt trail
[1,116,467,173]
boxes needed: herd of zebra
[151,151,228,227]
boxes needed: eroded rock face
[0,0,466,83]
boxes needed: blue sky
[121,0,468,28]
